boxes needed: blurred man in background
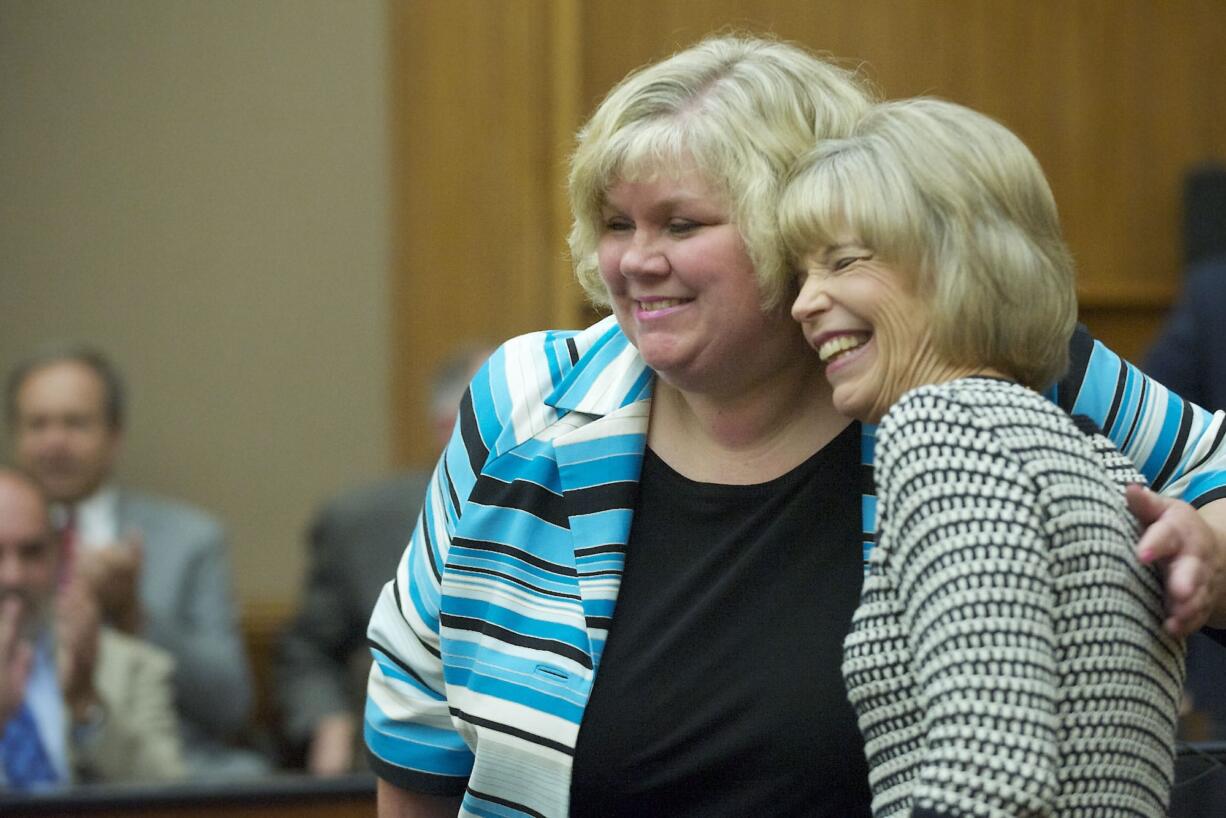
[0,467,184,789]
[276,343,489,776]
[5,344,260,778]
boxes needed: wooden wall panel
[389,0,582,464]
[390,1,1226,463]
[577,0,1226,304]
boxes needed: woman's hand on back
[1129,484,1226,636]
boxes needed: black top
[570,422,871,817]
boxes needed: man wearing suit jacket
[275,470,429,774]
[4,345,258,777]
[0,467,184,789]
[275,343,489,776]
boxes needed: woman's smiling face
[597,170,801,395]
[790,237,938,423]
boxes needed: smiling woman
[780,97,1187,816]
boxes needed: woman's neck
[865,331,1017,423]
[648,353,850,485]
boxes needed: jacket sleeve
[1053,326,1226,507]
[74,629,186,784]
[143,519,254,738]
[878,395,1060,817]
[363,362,495,796]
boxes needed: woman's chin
[830,388,876,424]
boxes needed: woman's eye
[668,220,700,235]
[604,217,632,232]
[832,254,870,272]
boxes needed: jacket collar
[546,316,653,417]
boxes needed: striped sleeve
[1054,326,1226,507]
[878,392,1060,816]
[363,357,495,794]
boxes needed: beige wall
[1,0,392,607]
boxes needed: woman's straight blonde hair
[779,98,1077,390]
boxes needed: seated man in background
[5,344,261,778]
[1,467,184,789]
[275,343,489,776]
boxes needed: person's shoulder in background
[115,488,227,555]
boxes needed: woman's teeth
[639,299,687,312]
[818,334,868,364]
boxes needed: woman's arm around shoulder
[1057,328,1226,636]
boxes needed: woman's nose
[620,233,670,278]
[791,275,830,322]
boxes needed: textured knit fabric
[844,378,1185,817]
[365,318,1223,818]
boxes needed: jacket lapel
[552,400,650,673]
[529,318,654,671]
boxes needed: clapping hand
[75,534,144,634]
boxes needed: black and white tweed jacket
[843,377,1185,818]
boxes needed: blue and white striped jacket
[365,316,1226,817]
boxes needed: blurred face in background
[0,473,57,635]
[11,361,121,504]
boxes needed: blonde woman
[785,98,1186,816]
